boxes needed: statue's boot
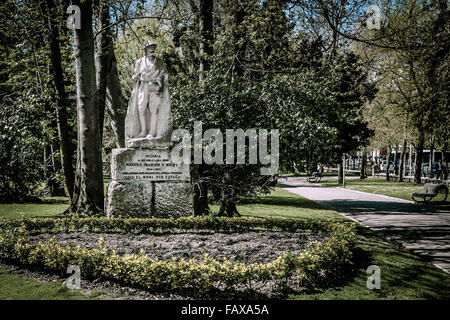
[137,112,147,138]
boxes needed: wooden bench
[412,183,448,204]
[307,172,322,182]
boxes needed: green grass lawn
[0,267,94,300]
[292,225,450,300]
[0,179,111,219]
[317,178,450,203]
[210,189,348,221]
[0,197,69,219]
[1,187,450,299]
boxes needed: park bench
[307,172,322,183]
[412,183,448,204]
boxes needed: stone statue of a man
[125,40,172,147]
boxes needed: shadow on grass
[355,227,450,299]
[276,182,330,189]
[0,198,69,205]
[40,198,70,205]
[317,198,446,215]
[240,195,328,211]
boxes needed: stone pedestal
[106,147,193,218]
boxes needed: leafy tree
[370,1,449,183]
[0,93,47,201]
[0,0,76,200]
[170,0,375,212]
[40,0,77,198]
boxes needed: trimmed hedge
[0,216,357,294]
[0,216,340,234]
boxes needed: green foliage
[358,0,450,154]
[264,52,376,172]
[0,0,76,200]
[0,197,69,219]
[166,0,375,202]
[0,95,46,201]
[0,216,357,295]
[0,215,345,234]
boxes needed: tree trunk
[69,0,104,215]
[232,3,247,77]
[94,0,110,143]
[199,0,213,80]
[360,151,366,179]
[43,148,49,196]
[49,142,66,196]
[414,132,425,184]
[211,185,221,202]
[43,146,62,197]
[218,199,239,217]
[393,145,398,176]
[386,145,391,181]
[443,138,449,180]
[403,146,407,177]
[42,103,65,197]
[106,49,125,148]
[398,139,407,182]
[193,0,214,213]
[429,137,435,178]
[218,169,240,217]
[192,165,210,215]
[307,147,313,174]
[338,163,343,184]
[408,144,413,176]
[371,158,375,178]
[41,0,76,198]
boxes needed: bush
[0,216,357,295]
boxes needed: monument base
[106,146,193,218]
[106,181,193,218]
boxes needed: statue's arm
[131,59,140,82]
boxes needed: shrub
[0,216,357,295]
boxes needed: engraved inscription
[113,149,190,181]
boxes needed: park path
[278,177,450,274]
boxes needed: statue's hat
[142,40,157,49]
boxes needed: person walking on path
[317,163,324,175]
[435,159,443,180]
